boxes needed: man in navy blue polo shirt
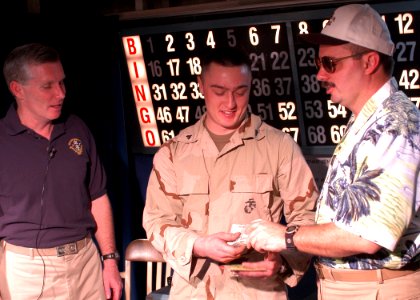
[0,43,122,299]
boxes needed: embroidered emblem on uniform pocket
[244,198,256,213]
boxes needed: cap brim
[299,33,347,45]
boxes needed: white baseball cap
[302,4,395,56]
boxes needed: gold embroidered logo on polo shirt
[68,138,83,155]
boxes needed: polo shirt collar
[3,103,66,138]
[3,103,26,136]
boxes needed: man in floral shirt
[246,4,420,299]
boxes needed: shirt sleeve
[83,120,107,200]
[276,134,319,286]
[142,142,200,281]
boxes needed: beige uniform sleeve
[276,135,319,287]
[142,142,200,282]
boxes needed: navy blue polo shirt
[0,104,107,248]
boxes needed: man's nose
[55,84,66,98]
[316,67,329,82]
[226,92,237,107]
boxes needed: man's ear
[365,51,381,74]
[9,81,22,98]
[197,75,204,94]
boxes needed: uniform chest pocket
[230,174,274,216]
[176,174,209,232]
[176,173,209,195]
[230,174,273,194]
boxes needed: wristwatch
[101,251,120,261]
[285,225,300,250]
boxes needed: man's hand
[193,232,247,263]
[102,260,123,299]
[231,252,284,278]
[246,219,286,252]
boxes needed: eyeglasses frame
[315,51,371,73]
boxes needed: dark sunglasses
[315,51,370,73]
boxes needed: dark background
[0,2,148,297]
[0,5,315,296]
[1,0,417,299]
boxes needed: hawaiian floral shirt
[316,78,420,270]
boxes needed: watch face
[102,252,120,260]
[286,225,298,233]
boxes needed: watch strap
[101,252,120,261]
[285,225,300,250]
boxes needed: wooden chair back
[123,239,171,300]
